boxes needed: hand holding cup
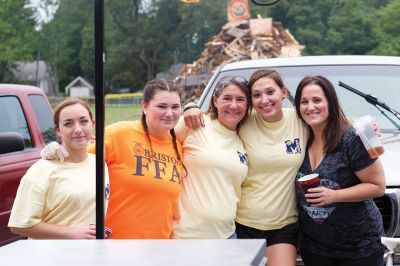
[353,115,384,158]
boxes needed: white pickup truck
[197,55,400,265]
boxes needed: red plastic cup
[298,173,320,194]
[105,227,112,239]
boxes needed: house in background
[12,61,57,96]
[65,76,93,98]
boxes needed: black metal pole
[94,0,105,239]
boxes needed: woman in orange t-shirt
[97,79,184,238]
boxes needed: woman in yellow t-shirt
[9,98,110,239]
[173,76,251,239]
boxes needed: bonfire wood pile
[176,17,305,103]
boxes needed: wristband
[183,104,199,112]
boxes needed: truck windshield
[213,65,400,132]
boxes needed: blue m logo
[285,138,302,154]
[105,183,110,200]
[237,151,248,165]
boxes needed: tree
[137,0,182,81]
[176,0,226,63]
[0,0,38,81]
[265,0,336,55]
[326,0,383,55]
[39,0,93,93]
[370,0,400,55]
[104,0,147,91]
[251,0,389,55]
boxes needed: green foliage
[25,0,400,94]
[266,0,337,55]
[370,0,400,55]
[39,0,93,92]
[326,0,379,55]
[0,0,38,81]
[260,0,387,55]
[176,0,226,62]
[80,11,95,87]
[103,0,225,91]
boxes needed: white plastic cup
[353,115,384,158]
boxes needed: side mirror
[0,132,25,154]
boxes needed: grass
[91,104,142,126]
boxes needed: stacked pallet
[176,17,305,103]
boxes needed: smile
[306,112,320,117]
[72,136,86,140]
[258,104,273,111]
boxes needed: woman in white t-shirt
[8,98,110,239]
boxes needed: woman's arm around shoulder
[182,102,204,129]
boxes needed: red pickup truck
[0,84,56,246]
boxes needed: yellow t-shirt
[173,115,248,238]
[8,154,109,230]
[236,108,309,230]
[89,121,183,239]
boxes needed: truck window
[28,95,57,144]
[0,96,33,149]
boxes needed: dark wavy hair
[294,75,349,154]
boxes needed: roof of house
[65,76,93,94]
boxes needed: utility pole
[94,0,105,239]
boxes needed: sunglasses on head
[218,76,248,86]
[214,76,249,96]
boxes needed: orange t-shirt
[88,121,183,238]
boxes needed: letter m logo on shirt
[285,138,301,154]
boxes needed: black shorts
[235,221,299,247]
[300,247,384,266]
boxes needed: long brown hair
[208,76,252,133]
[294,75,349,154]
[141,79,185,176]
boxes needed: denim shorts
[228,232,238,239]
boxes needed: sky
[27,0,59,25]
